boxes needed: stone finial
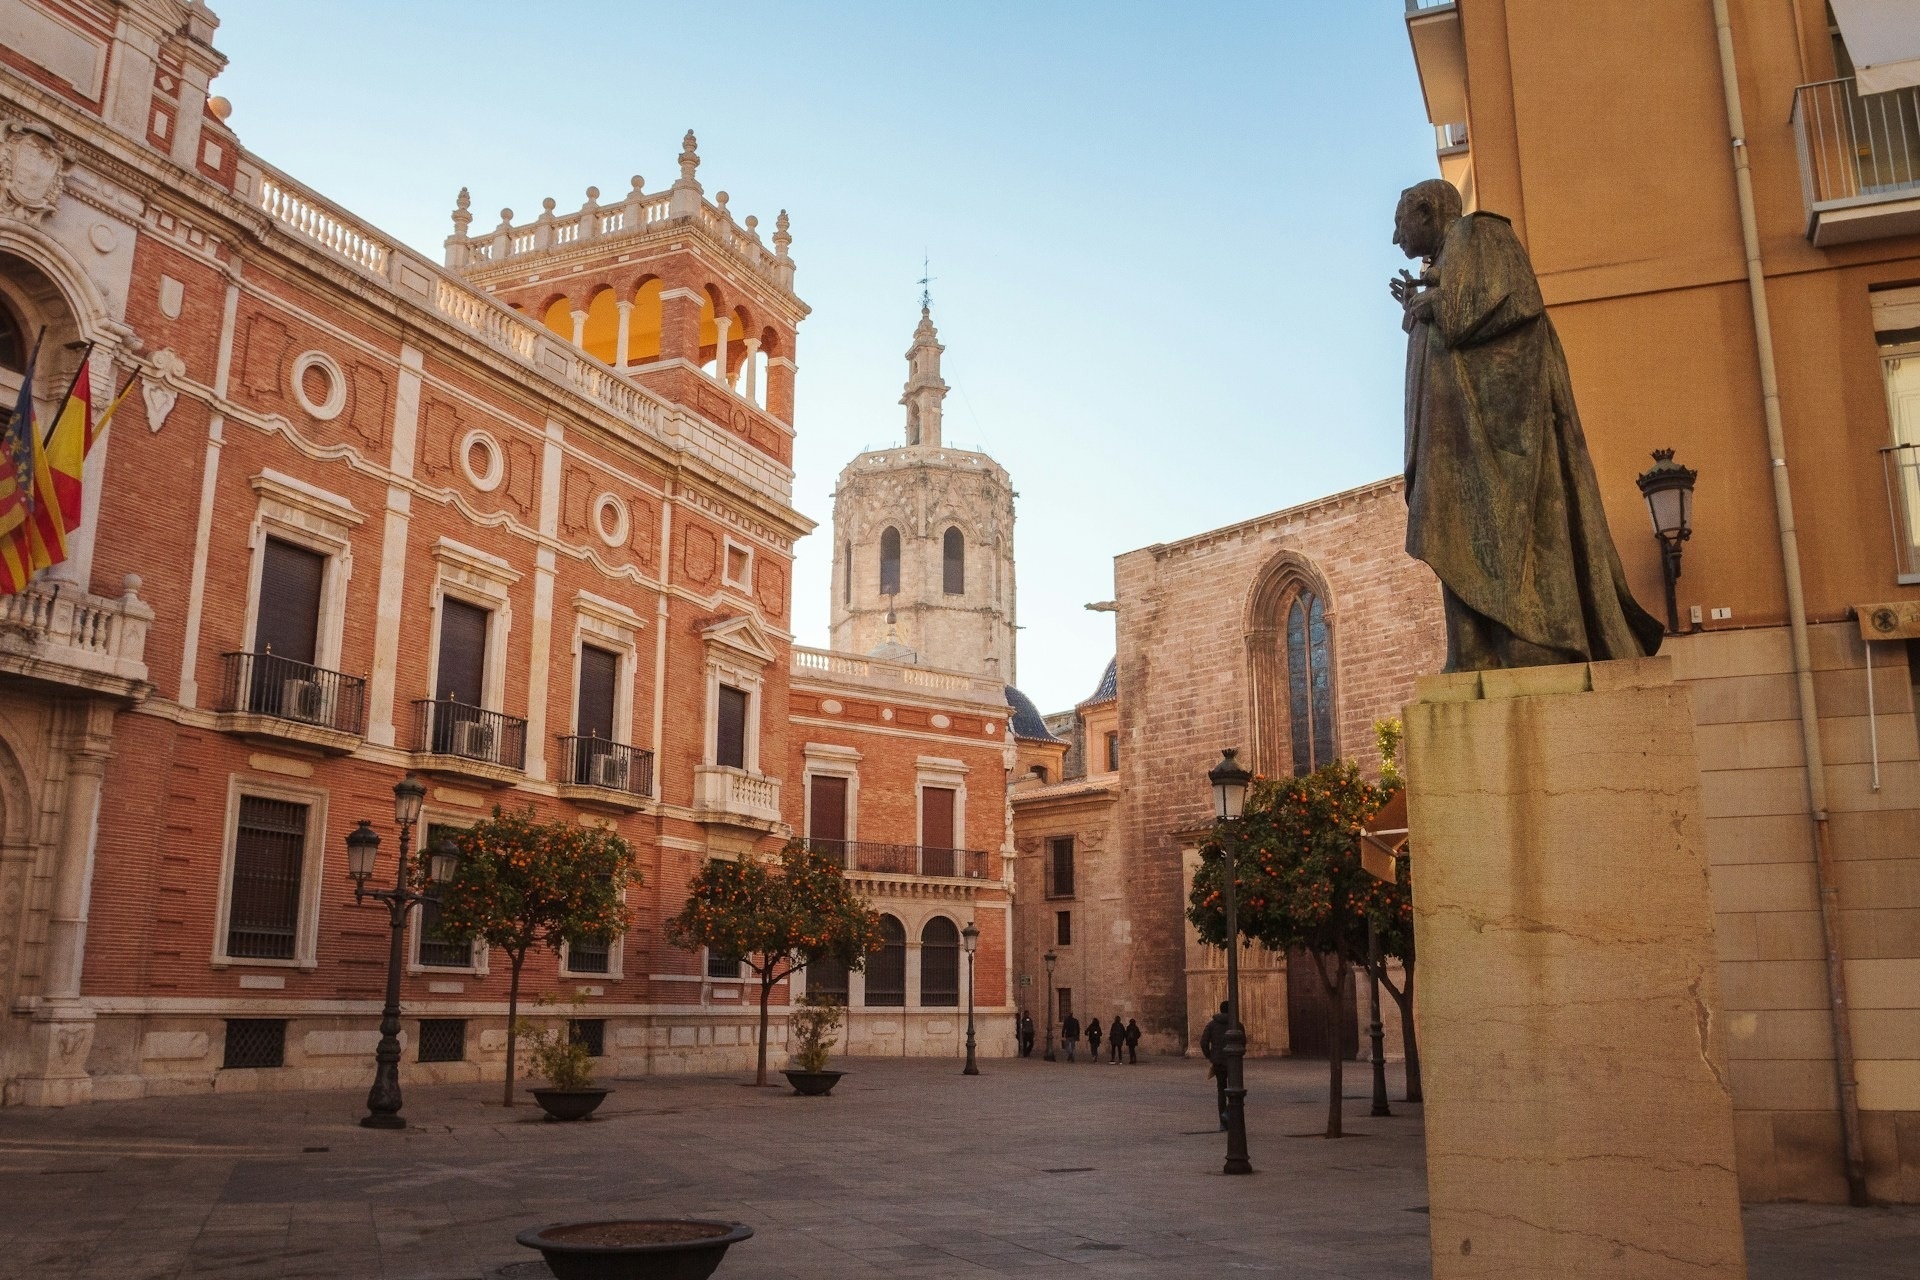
[715,191,730,218]
[450,187,471,239]
[629,175,645,197]
[584,185,600,203]
[773,209,792,258]
[679,130,700,183]
[540,196,556,215]
[496,208,514,232]
[745,214,759,240]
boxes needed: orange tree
[432,807,639,1106]
[667,841,885,1086]
[1187,759,1404,1137]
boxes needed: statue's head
[1394,179,1462,260]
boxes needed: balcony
[215,651,366,753]
[1793,78,1920,246]
[412,698,527,786]
[692,764,782,828]
[806,839,993,882]
[556,735,655,811]
[0,575,152,701]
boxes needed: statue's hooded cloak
[1405,212,1663,665]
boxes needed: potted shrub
[781,995,845,1096]
[521,1007,610,1122]
[515,1218,753,1280]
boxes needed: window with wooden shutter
[576,645,618,740]
[1047,836,1075,898]
[808,774,848,859]
[226,797,308,960]
[921,786,956,853]
[255,538,325,665]
[436,598,489,706]
[715,684,749,769]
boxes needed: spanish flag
[0,338,39,594]
[26,350,87,573]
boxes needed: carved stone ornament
[142,348,186,433]
[0,120,69,223]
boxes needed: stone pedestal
[1404,657,1746,1279]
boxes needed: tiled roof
[1078,657,1117,707]
[1011,777,1116,803]
[1004,685,1065,743]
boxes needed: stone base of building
[1405,657,1746,1279]
[8,1005,1018,1103]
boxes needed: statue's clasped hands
[1392,267,1438,332]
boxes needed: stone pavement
[0,1055,1913,1279]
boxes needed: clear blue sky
[212,2,1435,713]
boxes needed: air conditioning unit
[589,752,629,790]
[451,719,495,761]
[280,678,329,724]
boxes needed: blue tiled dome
[1004,685,1064,743]
[1079,657,1117,707]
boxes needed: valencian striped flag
[25,345,132,579]
[0,336,40,593]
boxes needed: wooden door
[920,785,956,875]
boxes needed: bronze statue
[1391,179,1662,672]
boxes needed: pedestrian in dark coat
[1062,1013,1081,1062]
[1086,1017,1103,1061]
[1125,1018,1141,1064]
[1019,1011,1035,1057]
[1108,1016,1125,1063]
[1200,1002,1229,1129]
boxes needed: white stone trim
[243,472,362,673]
[289,349,347,421]
[458,428,504,492]
[722,536,753,591]
[592,491,629,548]
[802,743,863,844]
[426,539,517,715]
[209,774,330,971]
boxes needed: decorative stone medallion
[0,120,67,223]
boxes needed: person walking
[1086,1016,1103,1062]
[1124,1018,1141,1064]
[1019,1011,1035,1058]
[1200,1001,1229,1129]
[1062,1012,1081,1062]
[1108,1016,1125,1064]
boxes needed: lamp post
[345,775,458,1130]
[1367,920,1391,1117]
[1635,449,1699,635]
[1208,748,1253,1176]
[1042,948,1058,1062]
[961,920,980,1075]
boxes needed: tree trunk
[503,950,525,1107]
[756,965,774,1087]
[1315,951,1346,1139]
[1393,961,1422,1103]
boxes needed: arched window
[865,915,906,1006]
[807,952,849,1004]
[0,297,23,375]
[942,527,964,595]
[1286,590,1335,775]
[879,527,901,596]
[919,917,960,1007]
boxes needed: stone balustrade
[693,765,783,826]
[0,575,153,700]
[792,646,1006,705]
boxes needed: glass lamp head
[1208,747,1252,821]
[961,920,979,955]
[1635,449,1698,541]
[428,836,459,885]
[1043,948,1056,976]
[345,819,380,883]
[392,774,427,828]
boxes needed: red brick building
[0,0,1009,1106]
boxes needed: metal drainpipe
[1711,0,1869,1206]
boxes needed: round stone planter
[530,1087,611,1122]
[515,1220,752,1280]
[780,1069,843,1096]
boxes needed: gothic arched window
[919,917,960,1007]
[942,527,964,595]
[879,527,901,596]
[843,541,852,605]
[1286,590,1335,776]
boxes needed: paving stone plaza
[0,1056,1912,1279]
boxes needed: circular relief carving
[820,699,842,714]
[930,713,951,729]
[460,429,503,492]
[593,492,629,548]
[881,708,894,721]
[88,223,116,253]
[984,722,998,735]
[290,350,347,421]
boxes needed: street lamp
[346,775,458,1130]
[1042,948,1058,1062]
[1207,747,1253,1176]
[961,920,980,1076]
[1635,448,1699,635]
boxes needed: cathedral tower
[830,308,1016,680]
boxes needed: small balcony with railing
[1792,77,1920,246]
[411,697,527,786]
[692,765,782,828]
[0,575,152,702]
[805,839,994,883]
[215,650,367,752]
[556,735,655,811]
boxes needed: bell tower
[829,307,1016,680]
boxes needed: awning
[1831,0,1920,96]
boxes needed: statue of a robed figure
[1390,179,1662,672]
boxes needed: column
[741,337,760,405]
[615,300,633,369]
[711,314,731,384]
[522,421,563,783]
[570,308,588,349]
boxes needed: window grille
[865,916,906,1006]
[223,1019,287,1069]
[707,950,742,979]
[567,936,612,974]
[227,797,308,960]
[568,1018,606,1057]
[807,952,850,1002]
[417,1019,466,1063]
[1057,910,1072,947]
[1046,837,1075,899]
[919,917,960,1007]
[416,824,473,968]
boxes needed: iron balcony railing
[1792,77,1920,224]
[218,650,367,735]
[413,697,527,770]
[1881,442,1920,584]
[559,734,655,798]
[805,839,992,880]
